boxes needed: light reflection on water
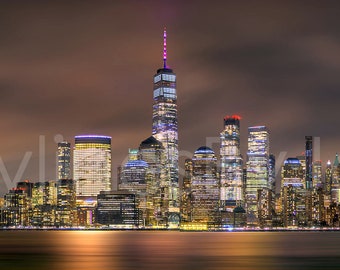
[1,231,340,270]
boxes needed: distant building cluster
[0,30,340,230]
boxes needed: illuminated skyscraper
[118,149,148,226]
[246,126,269,219]
[331,153,340,203]
[138,136,168,227]
[280,158,306,227]
[312,160,322,188]
[220,115,243,210]
[305,136,313,190]
[269,154,276,192]
[181,159,193,223]
[57,141,71,180]
[30,181,58,227]
[152,29,179,211]
[57,179,76,227]
[73,135,112,198]
[325,160,332,196]
[190,147,220,228]
[281,158,305,187]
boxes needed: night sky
[1,1,340,195]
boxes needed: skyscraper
[325,160,332,196]
[190,146,220,228]
[180,159,193,223]
[57,141,71,180]
[220,115,243,210]
[305,136,313,190]
[280,158,306,227]
[73,135,112,198]
[312,160,322,188]
[269,154,276,192]
[281,158,305,187]
[152,29,179,211]
[138,136,169,227]
[57,179,76,227]
[331,153,340,203]
[246,126,269,220]
[118,150,148,226]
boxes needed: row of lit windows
[153,87,176,99]
[74,143,111,150]
[154,74,176,83]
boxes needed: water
[1,231,340,270]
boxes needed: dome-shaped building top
[194,146,215,155]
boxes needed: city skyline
[1,1,340,195]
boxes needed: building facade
[332,154,340,204]
[57,179,76,227]
[246,126,270,222]
[57,141,71,180]
[152,29,179,212]
[118,153,148,226]
[305,136,313,190]
[138,136,169,227]
[220,115,243,210]
[73,135,112,198]
[96,191,138,228]
[189,146,220,229]
[280,158,306,227]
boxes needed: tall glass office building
[152,29,179,210]
[138,136,168,227]
[57,141,71,180]
[73,135,112,198]
[305,136,313,190]
[190,146,220,227]
[280,158,306,227]
[246,126,269,215]
[119,154,148,226]
[220,115,243,210]
[332,153,340,203]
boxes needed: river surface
[1,230,340,270]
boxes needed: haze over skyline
[1,1,340,195]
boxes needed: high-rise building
[269,154,276,192]
[325,160,332,196]
[118,150,148,226]
[181,159,193,223]
[73,135,112,198]
[313,160,322,188]
[138,136,169,227]
[57,141,71,180]
[152,29,179,211]
[331,153,340,203]
[280,158,306,227]
[246,126,269,221]
[31,181,58,227]
[281,158,305,187]
[57,179,76,227]
[305,136,313,190]
[190,146,220,229]
[220,115,243,210]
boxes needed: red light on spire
[163,27,167,68]
[224,114,241,121]
[232,114,241,120]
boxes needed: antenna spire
[163,27,167,68]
